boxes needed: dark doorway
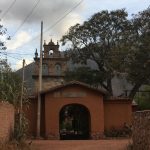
[59,104,91,140]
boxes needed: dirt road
[31,139,130,150]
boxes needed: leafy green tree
[61,9,130,96]
[65,67,106,88]
[124,8,150,98]
[0,20,10,51]
[0,64,28,108]
[0,21,28,141]
[0,24,7,50]
[61,8,150,98]
[0,63,29,141]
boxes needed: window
[55,64,61,75]
[42,64,49,75]
[49,50,53,57]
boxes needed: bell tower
[33,39,68,92]
[43,39,60,58]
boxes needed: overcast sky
[0,0,149,70]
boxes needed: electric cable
[11,0,41,37]
[44,0,84,33]
[1,52,23,60]
[1,0,17,20]
[11,0,84,51]
[6,52,33,56]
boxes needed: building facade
[17,39,132,140]
[33,39,68,92]
[25,81,132,140]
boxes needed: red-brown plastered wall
[104,100,132,130]
[44,85,104,139]
[0,102,14,141]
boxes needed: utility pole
[37,21,43,138]
[20,59,25,128]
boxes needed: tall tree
[125,8,150,98]
[65,67,105,88]
[0,21,28,141]
[61,9,130,96]
[61,8,150,99]
[0,64,28,107]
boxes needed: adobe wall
[104,99,132,130]
[44,85,104,140]
[0,102,14,142]
[132,110,150,150]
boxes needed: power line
[44,0,84,33]
[11,0,84,51]
[1,53,22,60]
[6,52,33,56]
[0,51,33,55]
[1,0,17,20]
[11,0,41,37]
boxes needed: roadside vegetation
[135,85,150,110]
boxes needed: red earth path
[31,139,130,150]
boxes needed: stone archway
[59,104,91,140]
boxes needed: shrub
[12,113,29,141]
[105,124,132,137]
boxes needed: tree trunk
[107,78,113,96]
[129,82,142,99]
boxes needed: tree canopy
[0,21,9,51]
[61,8,150,99]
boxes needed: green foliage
[0,20,10,51]
[13,113,29,141]
[0,23,7,51]
[65,67,106,88]
[61,7,150,98]
[0,64,21,106]
[61,9,131,95]
[0,64,29,141]
[125,8,150,98]
[135,86,150,110]
[0,22,29,143]
[0,64,29,107]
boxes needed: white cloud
[15,59,33,70]
[43,12,83,44]
[1,0,149,70]
[6,31,31,50]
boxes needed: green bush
[13,113,29,141]
[135,86,150,110]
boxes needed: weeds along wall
[133,110,150,150]
[0,102,14,142]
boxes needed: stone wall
[133,110,150,150]
[0,102,14,142]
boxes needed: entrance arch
[59,104,91,140]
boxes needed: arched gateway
[41,81,105,140]
[59,104,91,140]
